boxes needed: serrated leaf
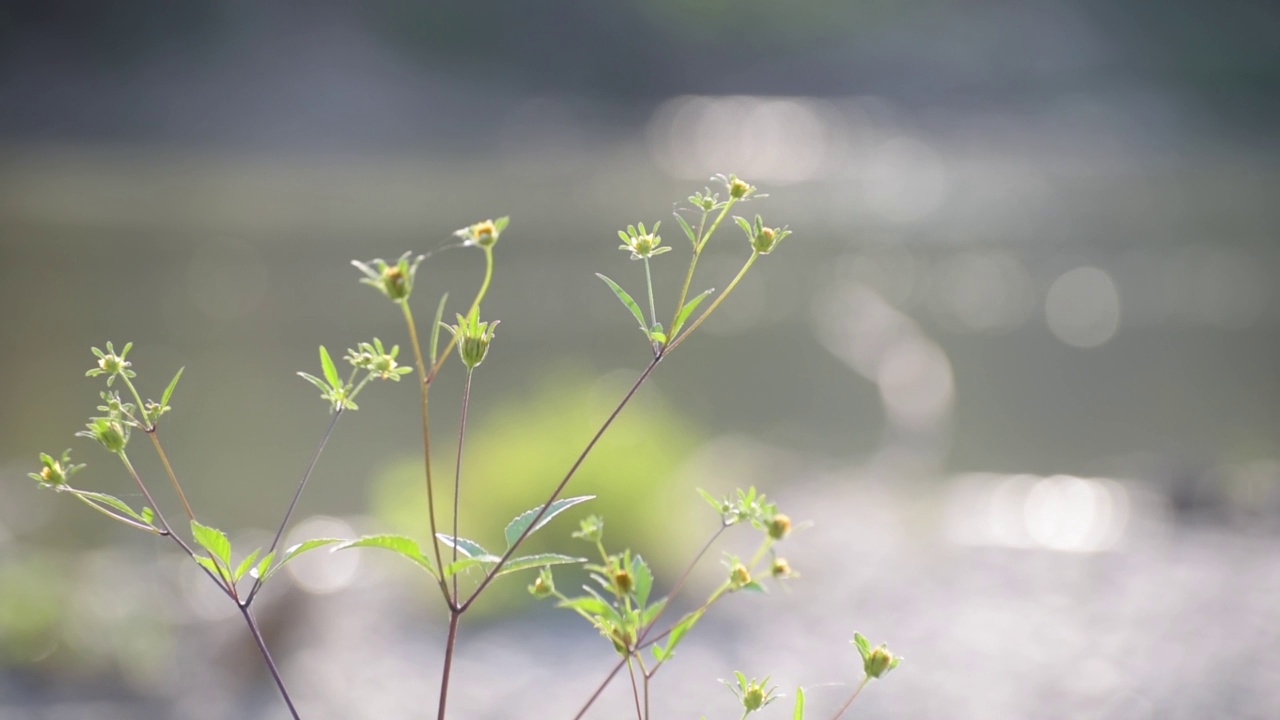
[249,551,275,580]
[319,346,340,388]
[495,553,587,577]
[443,555,502,578]
[160,366,185,409]
[190,520,232,570]
[260,538,343,581]
[192,555,225,582]
[430,293,449,364]
[336,534,437,580]
[435,533,489,558]
[504,495,595,549]
[233,549,262,583]
[72,490,151,524]
[670,289,715,339]
[631,554,653,608]
[793,686,805,720]
[595,274,647,332]
[673,212,696,246]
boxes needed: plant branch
[451,370,474,601]
[437,611,462,720]
[627,657,644,720]
[246,409,344,606]
[832,677,870,719]
[239,605,303,720]
[459,354,663,611]
[666,251,758,353]
[146,432,195,522]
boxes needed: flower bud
[454,217,509,249]
[770,557,792,578]
[78,417,129,454]
[442,311,499,370]
[853,633,902,680]
[729,562,751,589]
[728,175,753,200]
[352,252,425,303]
[612,568,633,594]
[767,513,791,540]
[617,222,671,260]
[29,450,83,486]
[529,568,555,598]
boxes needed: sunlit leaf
[670,289,714,339]
[233,549,262,583]
[595,274,647,332]
[319,346,340,389]
[335,534,437,580]
[435,533,489,558]
[160,366,185,409]
[494,553,587,577]
[190,520,232,570]
[503,495,595,550]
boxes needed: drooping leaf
[595,274,647,332]
[435,533,489,558]
[190,520,232,570]
[71,490,151,525]
[670,289,715,339]
[335,534,437,580]
[233,549,262,583]
[160,366,185,409]
[494,553,587,577]
[503,495,595,549]
[319,346,340,388]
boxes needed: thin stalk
[451,370,475,601]
[437,612,461,720]
[460,354,663,611]
[401,299,450,602]
[832,677,870,719]
[245,409,344,606]
[668,199,736,335]
[626,657,644,720]
[146,432,195,522]
[643,257,660,355]
[428,246,494,383]
[666,251,758,353]
[239,605,303,720]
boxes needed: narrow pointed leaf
[595,274,646,331]
[190,520,232,569]
[435,533,489,558]
[319,346,340,388]
[335,534,437,580]
[160,366,185,409]
[233,549,262,583]
[670,289,715,339]
[631,554,653,608]
[673,212,696,246]
[504,495,595,549]
[70,490,151,524]
[494,553,587,577]
[430,292,449,364]
[793,687,805,719]
[259,538,343,582]
[640,597,667,627]
[249,551,276,580]
[297,372,329,394]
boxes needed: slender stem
[626,657,644,720]
[427,246,494,383]
[239,605,303,720]
[460,354,663,611]
[832,677,870,719]
[451,370,474,601]
[246,409,344,606]
[119,375,152,430]
[437,612,462,720]
[643,669,651,720]
[69,491,161,533]
[146,432,196,522]
[643,257,661,355]
[666,251,758,353]
[401,300,451,603]
[668,199,736,335]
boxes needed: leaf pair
[596,274,712,345]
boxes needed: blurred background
[2,1,1279,718]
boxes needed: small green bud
[612,568,633,594]
[352,252,425,303]
[529,567,555,598]
[767,513,791,540]
[853,633,902,680]
[454,217,509,249]
[770,557,792,578]
[728,175,754,200]
[441,310,499,370]
[346,338,412,381]
[617,222,671,260]
[722,672,779,714]
[28,450,84,486]
[572,515,604,543]
[729,562,751,589]
[86,342,136,386]
[735,215,792,255]
[77,417,129,454]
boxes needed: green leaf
[853,632,871,659]
[793,687,805,720]
[261,538,343,581]
[319,346,340,389]
[250,551,275,580]
[557,595,611,617]
[336,534,437,580]
[504,495,595,549]
[160,366,185,409]
[190,520,232,570]
[443,555,502,578]
[595,274,647,332]
[494,553,587,577]
[670,289,714,339]
[298,372,330,394]
[673,212,697,246]
[71,490,152,525]
[741,581,767,593]
[734,215,754,235]
[435,533,489,558]
[233,549,262,583]
[192,555,226,582]
[430,292,449,364]
[631,554,653,608]
[640,597,667,627]
[655,610,701,662]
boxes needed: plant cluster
[29,174,898,718]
